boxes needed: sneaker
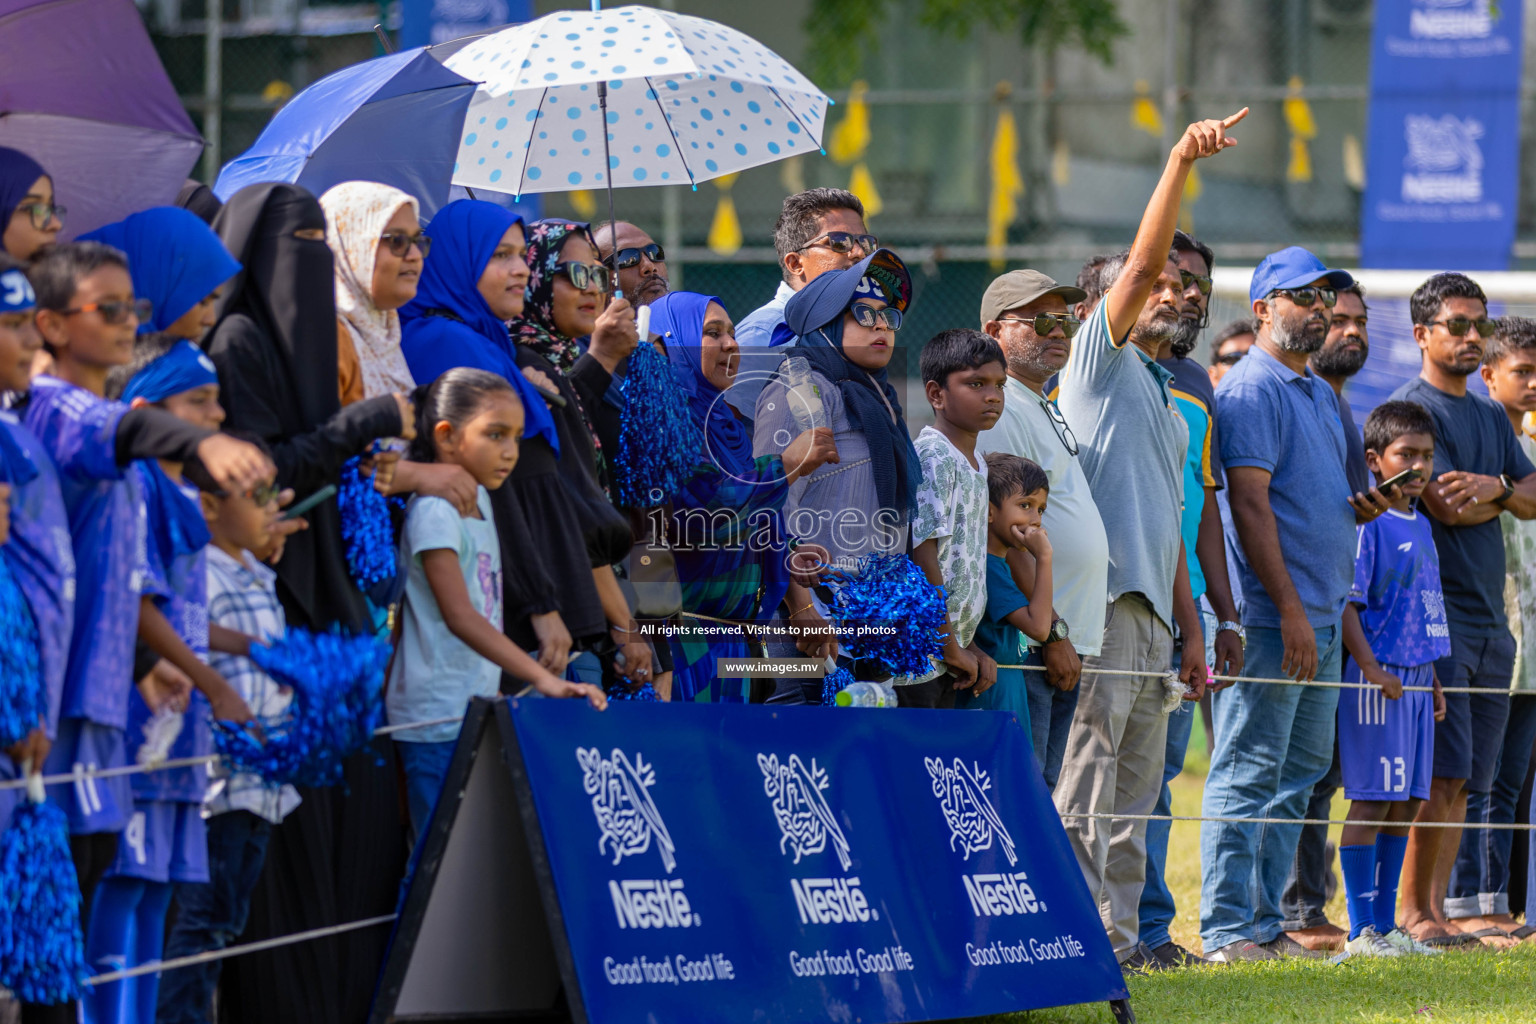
[1119,943,1163,975]
[1205,940,1276,963]
[1259,933,1326,959]
[1150,941,1214,968]
[1381,928,1443,956]
[1343,926,1404,958]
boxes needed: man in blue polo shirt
[1199,246,1359,962]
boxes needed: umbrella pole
[598,79,620,300]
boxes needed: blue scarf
[81,207,240,335]
[787,315,920,518]
[0,147,46,225]
[399,199,557,452]
[121,340,219,405]
[650,291,755,480]
[141,461,211,568]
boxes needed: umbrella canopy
[442,4,829,195]
[215,47,477,219]
[0,0,203,237]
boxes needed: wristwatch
[1046,617,1071,644]
[1497,473,1516,505]
[1217,620,1246,647]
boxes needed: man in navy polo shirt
[1199,247,1359,962]
[1389,273,1536,947]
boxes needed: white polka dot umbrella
[441,4,830,197]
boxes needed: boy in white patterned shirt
[157,436,298,1024]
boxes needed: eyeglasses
[602,242,665,270]
[14,202,65,230]
[1179,269,1212,296]
[379,230,430,258]
[795,231,879,256]
[554,261,611,294]
[1040,396,1079,457]
[1214,350,1247,367]
[849,302,902,331]
[997,313,1082,339]
[1268,286,1337,309]
[61,298,152,325]
[248,483,280,506]
[1424,315,1497,338]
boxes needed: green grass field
[988,720,1536,1024]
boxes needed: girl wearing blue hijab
[0,146,62,260]
[400,199,619,672]
[649,291,836,702]
[82,206,241,340]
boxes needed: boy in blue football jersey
[1337,401,1449,959]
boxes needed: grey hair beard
[1271,313,1325,354]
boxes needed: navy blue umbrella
[214,47,476,219]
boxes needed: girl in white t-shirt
[389,367,606,836]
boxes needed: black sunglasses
[1214,350,1247,366]
[998,313,1082,339]
[796,231,879,256]
[1180,269,1212,296]
[850,302,902,331]
[1042,397,1079,457]
[603,242,665,270]
[379,230,430,258]
[1269,286,1337,309]
[554,261,611,293]
[1424,315,1497,338]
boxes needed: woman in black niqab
[203,182,408,1024]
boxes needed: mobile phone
[280,483,337,520]
[1378,467,1422,493]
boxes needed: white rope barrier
[81,913,398,985]
[1058,811,1536,831]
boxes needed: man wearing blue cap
[1198,246,1362,962]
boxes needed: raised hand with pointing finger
[1175,107,1248,163]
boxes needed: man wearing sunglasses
[1049,107,1247,973]
[975,269,1101,794]
[1137,230,1245,970]
[1200,246,1361,963]
[729,188,873,415]
[1388,273,1536,948]
[1208,318,1256,387]
[593,221,669,307]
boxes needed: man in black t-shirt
[1389,272,1536,948]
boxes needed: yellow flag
[848,162,883,219]
[1051,137,1071,186]
[707,195,742,256]
[1283,76,1317,139]
[986,107,1024,269]
[1287,136,1313,184]
[1182,162,1202,203]
[569,189,597,218]
[828,81,871,165]
[1343,133,1365,190]
[1131,80,1163,138]
[779,155,805,196]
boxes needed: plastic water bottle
[834,681,898,708]
[781,356,825,432]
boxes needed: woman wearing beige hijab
[321,181,479,513]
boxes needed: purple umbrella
[0,0,203,237]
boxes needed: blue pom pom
[214,627,392,788]
[606,678,661,701]
[615,340,702,508]
[339,455,398,589]
[0,788,86,1004]
[820,665,854,705]
[0,556,44,750]
[823,553,948,678]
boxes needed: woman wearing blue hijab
[82,206,241,340]
[0,146,62,260]
[649,291,837,702]
[400,199,617,677]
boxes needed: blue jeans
[1139,610,1216,950]
[396,739,457,840]
[157,811,271,1024]
[1025,648,1080,790]
[1447,693,1536,917]
[1200,623,1342,950]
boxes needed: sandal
[1508,924,1536,941]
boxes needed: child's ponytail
[407,367,520,464]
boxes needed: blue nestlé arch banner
[1360,0,1523,270]
[506,699,1126,1024]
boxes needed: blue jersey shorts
[42,717,133,834]
[106,799,209,884]
[1338,660,1435,802]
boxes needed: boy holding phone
[1336,400,1448,958]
